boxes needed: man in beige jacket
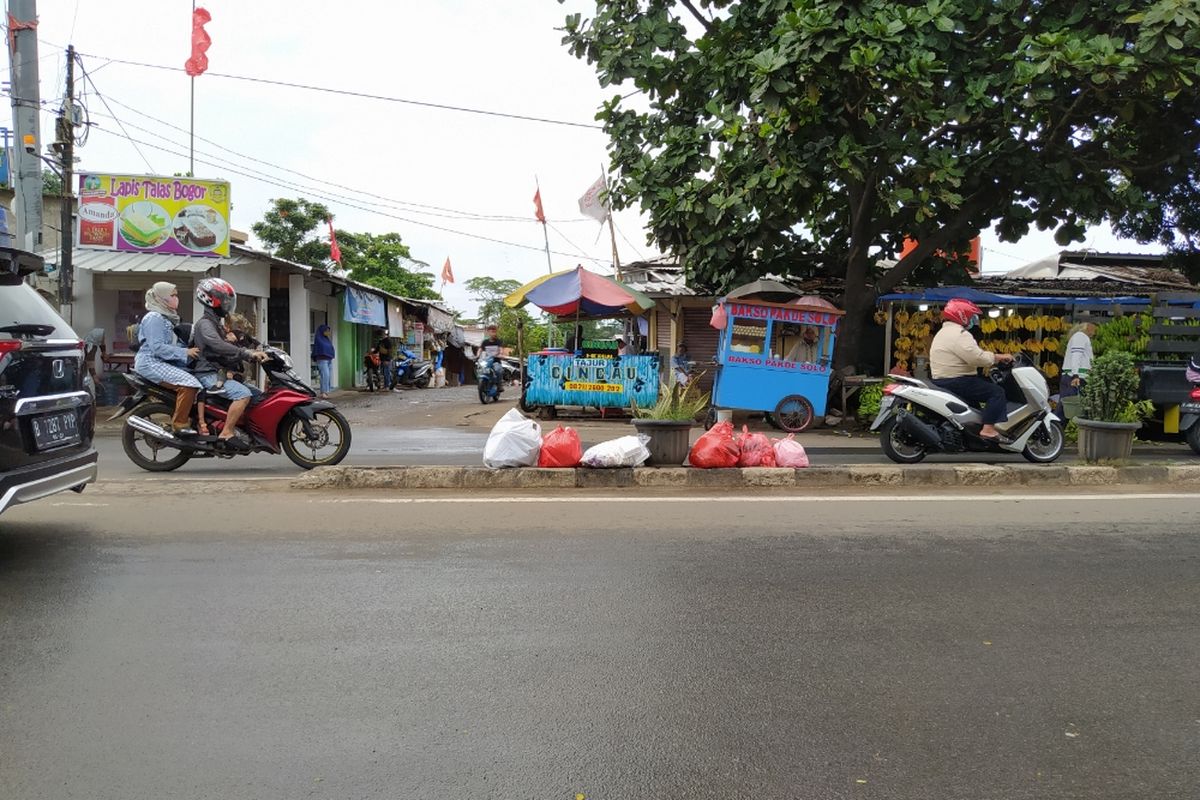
[929,298,1014,441]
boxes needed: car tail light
[883,383,899,395]
[1191,387,1200,400]
[0,340,21,355]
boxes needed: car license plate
[30,410,81,450]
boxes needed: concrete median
[289,463,1200,491]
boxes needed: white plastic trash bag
[483,408,543,468]
[580,435,651,468]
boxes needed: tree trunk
[833,246,877,373]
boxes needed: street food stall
[708,298,844,432]
[504,266,660,414]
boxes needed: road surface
[3,489,1199,799]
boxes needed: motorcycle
[869,353,1064,464]
[110,344,352,471]
[392,349,433,389]
[1182,381,1200,455]
[476,355,520,404]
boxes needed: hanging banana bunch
[1043,362,1060,378]
[873,309,887,325]
[895,309,910,325]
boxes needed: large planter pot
[631,419,694,466]
[1076,418,1140,462]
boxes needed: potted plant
[631,378,711,466]
[1076,351,1153,462]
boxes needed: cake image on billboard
[119,201,171,249]
[173,205,228,252]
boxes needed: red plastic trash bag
[773,434,810,468]
[737,425,777,467]
[689,420,740,468]
[539,426,582,468]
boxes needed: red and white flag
[441,257,455,285]
[533,189,546,223]
[327,218,342,266]
[184,7,212,77]
[578,173,609,223]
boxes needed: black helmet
[196,277,237,317]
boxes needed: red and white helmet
[196,277,237,317]
[942,298,981,327]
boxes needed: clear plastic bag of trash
[580,434,651,468]
[483,408,542,468]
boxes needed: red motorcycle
[111,344,351,471]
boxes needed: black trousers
[933,375,1008,424]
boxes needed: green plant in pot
[631,376,710,466]
[1076,351,1153,462]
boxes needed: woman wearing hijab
[134,281,202,435]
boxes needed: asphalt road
[3,490,1199,799]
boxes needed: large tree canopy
[563,0,1200,367]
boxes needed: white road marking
[50,502,111,507]
[314,493,1200,505]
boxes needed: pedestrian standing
[1061,322,1096,402]
[312,324,335,399]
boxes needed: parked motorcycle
[111,344,352,471]
[1182,381,1200,454]
[392,348,433,389]
[870,353,1064,464]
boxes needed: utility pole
[6,0,43,252]
[54,45,76,317]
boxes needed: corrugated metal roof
[41,247,256,274]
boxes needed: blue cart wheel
[774,395,815,433]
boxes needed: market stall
[504,266,660,414]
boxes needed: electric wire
[76,52,604,130]
[75,60,155,172]
[86,125,609,264]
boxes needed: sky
[7,1,1165,315]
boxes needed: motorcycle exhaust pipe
[896,410,942,450]
[126,415,179,443]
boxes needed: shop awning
[41,248,254,273]
[878,287,1151,306]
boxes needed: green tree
[465,276,523,325]
[563,0,1200,368]
[338,231,439,299]
[251,197,333,269]
[42,169,62,195]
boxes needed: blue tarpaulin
[878,287,1152,306]
[343,287,387,326]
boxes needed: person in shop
[672,342,691,386]
[1061,322,1097,405]
[786,326,822,363]
[376,330,396,390]
[615,335,631,356]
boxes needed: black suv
[0,247,97,514]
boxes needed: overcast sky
[9,1,1164,314]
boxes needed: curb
[290,463,1200,491]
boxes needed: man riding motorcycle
[929,298,1014,441]
[191,277,267,449]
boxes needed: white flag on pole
[578,173,609,223]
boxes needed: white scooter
[869,353,1064,464]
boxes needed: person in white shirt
[928,298,1014,441]
[1061,322,1096,399]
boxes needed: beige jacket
[929,322,995,379]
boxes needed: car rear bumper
[0,448,99,515]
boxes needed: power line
[76,52,604,131]
[85,125,608,264]
[75,58,155,172]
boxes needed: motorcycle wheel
[1022,421,1065,463]
[279,408,352,469]
[1187,422,1200,456]
[121,402,192,472]
[416,375,430,389]
[880,417,927,464]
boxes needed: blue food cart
[708,299,844,432]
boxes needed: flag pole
[601,167,621,281]
[189,1,195,176]
[536,175,553,275]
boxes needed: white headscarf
[145,281,180,323]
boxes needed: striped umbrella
[504,266,655,317]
